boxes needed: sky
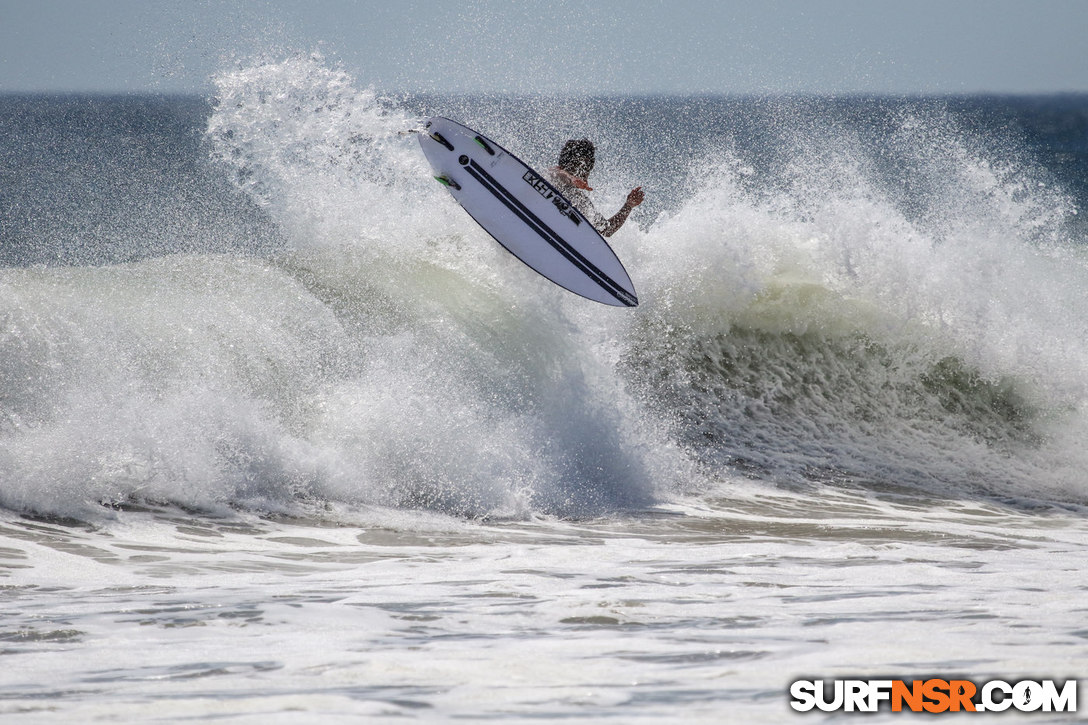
[2,0,1088,96]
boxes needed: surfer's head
[558,139,595,179]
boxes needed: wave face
[2,56,1088,519]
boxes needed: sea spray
[2,55,1088,520]
[0,57,670,519]
[624,103,1088,502]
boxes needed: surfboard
[417,117,638,307]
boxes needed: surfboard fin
[473,136,496,155]
[429,132,455,152]
[434,175,461,190]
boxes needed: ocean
[2,55,1087,722]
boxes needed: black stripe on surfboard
[462,160,637,307]
[464,160,634,306]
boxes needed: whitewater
[1,56,1086,722]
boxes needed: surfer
[548,139,644,237]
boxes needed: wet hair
[558,139,595,175]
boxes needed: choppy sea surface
[2,56,1088,721]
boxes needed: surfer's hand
[603,187,644,237]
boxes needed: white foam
[3,55,1087,519]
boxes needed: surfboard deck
[417,117,638,307]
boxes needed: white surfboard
[417,117,638,307]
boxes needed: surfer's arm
[601,187,644,237]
